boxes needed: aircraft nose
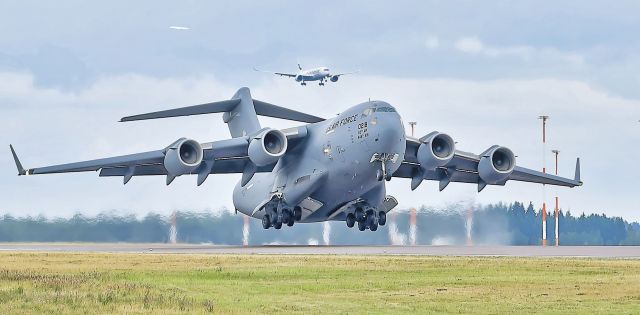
[373,106,404,146]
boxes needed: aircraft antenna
[409,122,417,137]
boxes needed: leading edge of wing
[510,158,582,187]
[23,150,165,175]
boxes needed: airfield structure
[243,215,250,246]
[409,208,417,245]
[169,211,177,244]
[539,115,549,246]
[408,122,418,245]
[552,149,560,246]
[465,205,474,246]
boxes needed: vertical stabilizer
[224,88,261,138]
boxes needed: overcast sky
[1,1,639,220]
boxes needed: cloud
[1,71,639,221]
[454,36,585,65]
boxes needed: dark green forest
[1,202,638,245]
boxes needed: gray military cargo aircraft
[10,87,582,231]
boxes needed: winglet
[9,145,27,176]
[574,158,581,184]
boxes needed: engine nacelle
[417,132,455,170]
[478,146,516,184]
[248,128,288,166]
[295,75,303,82]
[164,138,203,177]
[330,75,339,82]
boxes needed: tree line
[0,202,638,245]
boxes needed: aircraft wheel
[294,206,302,221]
[287,219,294,227]
[262,215,271,229]
[385,173,392,181]
[274,221,282,229]
[346,213,356,228]
[357,220,366,231]
[378,211,387,226]
[370,221,378,231]
[355,207,365,222]
[282,209,292,225]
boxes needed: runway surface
[0,243,639,257]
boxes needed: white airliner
[254,64,357,86]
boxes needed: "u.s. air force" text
[325,114,358,133]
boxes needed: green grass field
[0,253,638,314]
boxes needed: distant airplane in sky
[254,64,358,86]
[169,26,190,30]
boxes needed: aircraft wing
[331,70,359,77]
[393,137,582,191]
[9,126,308,186]
[273,72,297,78]
[253,67,297,78]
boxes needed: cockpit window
[373,106,396,113]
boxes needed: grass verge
[0,253,639,314]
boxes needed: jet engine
[478,146,516,184]
[417,132,455,170]
[295,75,303,82]
[330,75,339,82]
[164,138,203,177]
[248,128,288,166]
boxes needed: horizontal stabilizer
[120,99,240,122]
[253,99,324,123]
[120,87,324,124]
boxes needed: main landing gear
[300,82,307,86]
[345,205,386,232]
[262,205,302,230]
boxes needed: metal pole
[538,116,549,246]
[408,122,418,245]
[552,149,560,246]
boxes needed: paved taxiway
[0,244,639,257]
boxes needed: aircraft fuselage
[233,101,406,222]
[295,67,331,82]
